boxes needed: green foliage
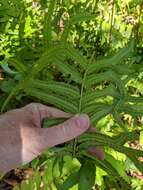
[78,161,96,190]
[0,0,143,189]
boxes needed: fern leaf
[87,40,134,74]
[9,58,27,73]
[85,71,126,96]
[79,133,115,145]
[86,71,111,86]
[28,80,80,100]
[129,156,143,174]
[52,56,82,83]
[105,153,130,184]
[121,146,143,158]
[63,43,87,69]
[79,131,140,147]
[82,103,110,115]
[31,44,66,75]
[110,40,134,64]
[113,131,139,145]
[1,78,30,111]
[32,43,86,77]
[25,88,78,113]
[112,111,128,131]
[110,145,143,173]
[80,133,143,174]
[82,85,119,105]
[1,61,18,74]
[111,64,133,75]
[127,96,143,103]
[119,105,143,116]
[90,106,112,123]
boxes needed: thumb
[34,114,90,151]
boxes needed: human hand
[87,127,105,160]
[0,103,90,173]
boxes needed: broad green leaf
[78,161,96,190]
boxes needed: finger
[88,147,105,160]
[24,103,72,126]
[25,103,72,119]
[34,114,90,151]
[87,127,105,160]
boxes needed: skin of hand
[0,103,104,174]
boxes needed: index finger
[24,103,72,121]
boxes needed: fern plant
[1,0,143,189]
[1,40,143,189]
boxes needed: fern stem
[79,71,87,113]
[79,53,95,113]
[73,54,95,156]
[73,70,87,157]
[109,0,114,44]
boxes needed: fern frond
[112,111,127,131]
[78,133,114,145]
[113,131,139,145]
[111,64,134,75]
[29,80,80,100]
[31,44,65,75]
[111,145,143,173]
[110,40,134,64]
[9,58,27,73]
[127,96,143,103]
[1,78,30,111]
[63,44,87,69]
[79,131,139,146]
[79,132,143,173]
[105,153,130,184]
[119,104,143,116]
[25,88,78,113]
[82,85,119,105]
[52,56,82,83]
[82,103,110,115]
[90,106,112,123]
[87,40,134,74]
[85,71,111,86]
[82,152,131,190]
[85,71,126,95]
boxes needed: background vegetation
[0,0,143,189]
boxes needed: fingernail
[75,114,90,129]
